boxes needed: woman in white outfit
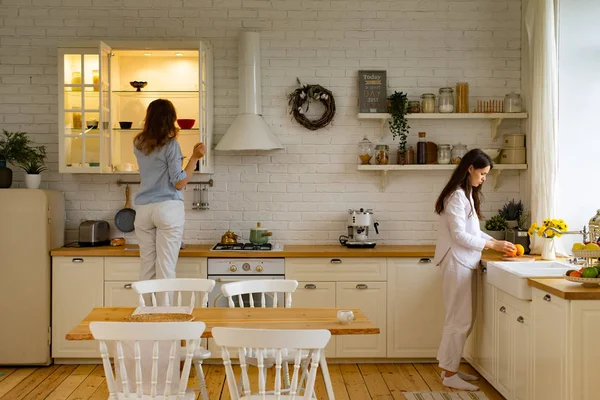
[433,149,516,391]
[133,99,205,300]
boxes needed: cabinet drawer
[105,257,207,281]
[286,258,386,281]
[532,288,568,308]
[497,288,531,317]
[105,281,138,307]
[53,256,104,269]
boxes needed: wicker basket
[564,275,600,288]
[125,313,195,322]
[571,249,600,259]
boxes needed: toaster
[79,220,111,247]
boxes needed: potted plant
[387,91,411,164]
[19,146,47,189]
[0,130,36,188]
[485,215,509,240]
[498,199,524,229]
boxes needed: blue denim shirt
[134,139,187,205]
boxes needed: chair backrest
[220,279,298,308]
[132,278,216,308]
[90,321,206,400]
[212,327,331,400]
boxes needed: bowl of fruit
[565,266,600,287]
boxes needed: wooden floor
[0,363,504,400]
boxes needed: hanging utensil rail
[116,178,214,187]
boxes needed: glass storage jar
[357,136,374,165]
[438,87,454,113]
[437,144,451,164]
[408,101,421,113]
[398,146,415,165]
[455,82,469,113]
[451,143,468,164]
[421,93,435,113]
[92,70,100,92]
[374,143,390,165]
[504,91,522,113]
[71,71,81,92]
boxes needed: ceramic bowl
[129,81,147,91]
[119,121,133,129]
[86,120,98,129]
[482,148,501,161]
[177,119,195,129]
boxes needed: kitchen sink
[486,261,572,300]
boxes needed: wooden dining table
[67,307,379,400]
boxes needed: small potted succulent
[498,199,524,229]
[19,147,47,189]
[485,215,509,240]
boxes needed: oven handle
[215,278,248,283]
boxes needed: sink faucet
[542,225,588,243]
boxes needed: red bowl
[177,119,195,129]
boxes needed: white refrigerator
[0,189,65,365]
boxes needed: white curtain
[524,0,560,254]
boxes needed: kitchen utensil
[500,148,526,164]
[249,222,272,245]
[220,230,239,245]
[78,220,110,247]
[337,310,355,324]
[501,255,536,262]
[119,121,132,129]
[177,119,195,129]
[129,81,147,91]
[114,184,136,233]
[503,134,525,148]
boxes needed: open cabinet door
[99,41,112,173]
[198,41,214,174]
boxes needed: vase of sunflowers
[528,218,568,260]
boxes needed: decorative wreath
[287,79,336,131]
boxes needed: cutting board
[501,255,536,262]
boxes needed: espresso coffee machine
[339,208,380,248]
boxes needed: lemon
[584,243,600,250]
[572,243,586,251]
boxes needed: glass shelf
[112,90,199,98]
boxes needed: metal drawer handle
[356,284,368,290]
[330,259,342,264]
[543,294,551,302]
[517,316,524,323]
[304,284,317,290]
[419,258,431,264]
[124,283,132,289]
[482,267,487,273]
[499,306,506,313]
[72,258,84,263]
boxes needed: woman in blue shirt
[133,99,204,294]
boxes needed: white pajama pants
[436,253,477,372]
[134,200,185,304]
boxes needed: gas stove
[211,242,277,251]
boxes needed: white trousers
[134,200,185,304]
[437,253,477,372]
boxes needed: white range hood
[215,31,284,151]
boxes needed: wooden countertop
[528,278,600,300]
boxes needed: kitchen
[1,0,600,399]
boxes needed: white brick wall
[0,0,524,245]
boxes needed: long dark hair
[134,99,178,155]
[435,149,493,219]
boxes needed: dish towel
[404,392,489,400]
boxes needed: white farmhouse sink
[486,261,572,300]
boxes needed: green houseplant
[485,215,509,240]
[498,199,524,228]
[0,130,47,189]
[387,91,411,164]
[19,146,47,189]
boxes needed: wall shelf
[358,164,528,192]
[358,112,528,141]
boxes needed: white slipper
[442,373,479,391]
[441,370,479,381]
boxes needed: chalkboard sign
[359,70,387,113]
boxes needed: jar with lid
[504,92,522,113]
[374,143,389,165]
[357,136,374,165]
[437,144,451,164]
[92,70,100,92]
[451,143,467,164]
[438,87,454,113]
[398,146,415,165]
[408,101,421,113]
[421,93,435,113]
[417,132,427,164]
[71,71,81,92]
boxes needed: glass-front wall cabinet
[58,41,214,174]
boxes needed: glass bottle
[437,144,451,164]
[374,143,389,165]
[451,143,468,164]
[71,71,81,92]
[357,136,374,165]
[408,101,421,113]
[92,70,100,92]
[504,91,522,113]
[417,132,427,164]
[455,82,469,113]
[438,87,454,113]
[421,93,435,113]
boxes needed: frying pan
[115,184,136,233]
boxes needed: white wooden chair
[220,279,298,308]
[132,278,215,400]
[212,327,331,400]
[90,321,206,400]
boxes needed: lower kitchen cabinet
[52,256,104,359]
[386,257,445,358]
[473,266,496,384]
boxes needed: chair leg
[319,353,335,400]
[194,360,209,400]
[283,360,292,389]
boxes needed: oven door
[208,275,285,309]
